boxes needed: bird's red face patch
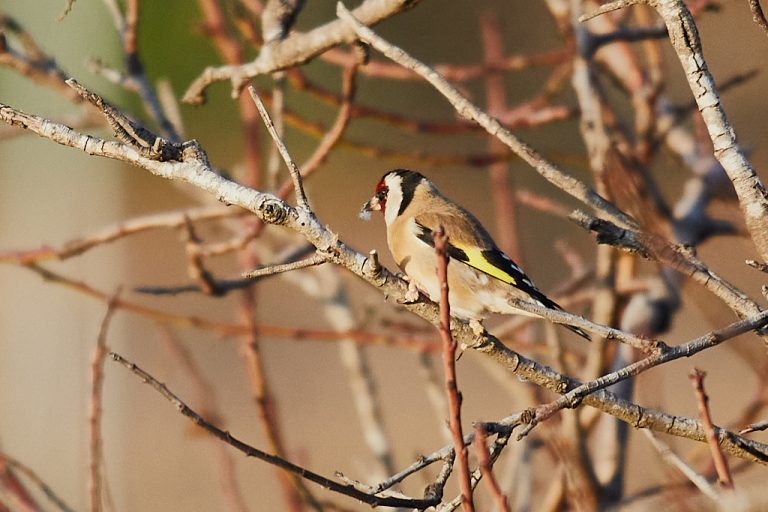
[374,178,389,213]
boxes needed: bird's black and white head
[360,169,430,226]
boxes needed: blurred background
[1,0,768,510]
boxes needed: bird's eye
[376,189,387,200]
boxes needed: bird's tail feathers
[562,323,591,341]
[525,295,592,342]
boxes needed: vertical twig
[434,227,475,512]
[689,369,734,489]
[89,290,121,512]
[474,425,511,512]
[266,74,286,190]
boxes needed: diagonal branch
[183,0,421,103]
[109,352,440,509]
[336,1,636,230]
[517,310,768,438]
[249,87,310,210]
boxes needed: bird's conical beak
[359,195,381,220]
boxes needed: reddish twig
[20,262,440,350]
[319,45,570,82]
[689,369,734,489]
[89,290,121,512]
[0,205,237,264]
[434,227,474,512]
[275,61,359,200]
[0,452,74,512]
[474,425,511,512]
[0,459,39,512]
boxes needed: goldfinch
[360,169,590,340]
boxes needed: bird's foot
[397,279,421,304]
[459,319,487,352]
[469,319,487,338]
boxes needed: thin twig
[517,310,768,438]
[480,12,519,261]
[0,206,236,264]
[89,290,121,512]
[689,369,734,489]
[295,62,358,177]
[642,430,721,502]
[434,227,474,512]
[109,352,440,509]
[579,0,644,22]
[242,253,328,279]
[248,86,310,210]
[739,421,768,435]
[0,452,75,512]
[474,425,510,512]
[21,261,440,351]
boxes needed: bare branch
[3,80,768,467]
[740,421,768,435]
[652,0,768,262]
[183,0,421,103]
[109,352,440,509]
[517,310,768,438]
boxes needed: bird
[360,169,591,341]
